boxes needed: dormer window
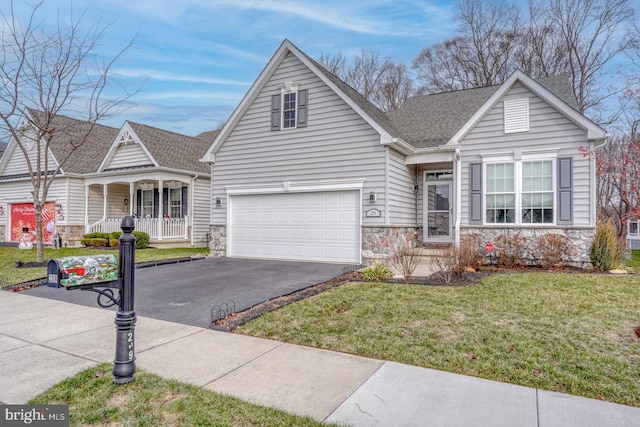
[271,82,308,131]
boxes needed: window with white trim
[484,159,555,225]
[282,91,297,129]
[169,187,182,218]
[486,163,515,223]
[141,189,154,218]
[521,160,554,223]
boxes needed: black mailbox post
[113,216,136,384]
[46,216,137,384]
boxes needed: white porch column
[84,185,90,232]
[157,180,163,240]
[103,184,108,219]
[129,182,134,216]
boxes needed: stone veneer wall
[60,225,86,247]
[461,226,595,267]
[361,226,420,265]
[209,225,227,257]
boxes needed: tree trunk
[34,202,44,263]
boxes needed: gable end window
[271,88,307,131]
[504,98,529,133]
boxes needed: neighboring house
[628,219,640,249]
[0,112,212,247]
[201,39,607,265]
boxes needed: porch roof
[127,122,211,174]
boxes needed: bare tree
[371,63,414,111]
[413,0,523,93]
[412,0,634,118]
[538,0,634,114]
[317,50,413,111]
[317,52,346,77]
[0,1,137,262]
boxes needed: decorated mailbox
[47,254,118,288]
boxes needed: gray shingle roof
[28,110,120,174]
[127,122,210,174]
[385,74,578,148]
[195,129,221,144]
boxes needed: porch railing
[628,219,640,250]
[87,217,188,240]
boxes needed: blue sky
[10,0,460,136]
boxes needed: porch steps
[402,246,448,277]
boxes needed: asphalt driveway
[21,257,346,327]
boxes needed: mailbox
[47,254,119,288]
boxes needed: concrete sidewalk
[1,291,638,426]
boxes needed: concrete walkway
[1,290,639,426]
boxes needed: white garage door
[229,190,360,263]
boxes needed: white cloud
[112,69,252,86]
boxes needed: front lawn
[31,364,328,426]
[239,272,640,407]
[628,249,640,270]
[0,246,208,287]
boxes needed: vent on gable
[504,98,529,133]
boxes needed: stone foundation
[361,226,420,265]
[59,225,86,247]
[461,226,595,267]
[0,225,4,242]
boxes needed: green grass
[627,250,640,270]
[239,272,640,407]
[30,364,328,427]
[0,246,208,287]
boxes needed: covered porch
[407,147,459,245]
[84,174,198,244]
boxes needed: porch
[628,219,640,250]
[82,176,199,246]
[87,216,189,240]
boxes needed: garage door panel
[230,191,360,263]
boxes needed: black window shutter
[136,189,141,217]
[162,188,169,217]
[271,94,281,131]
[469,163,483,225]
[153,189,159,218]
[181,187,188,218]
[297,89,307,128]
[557,157,573,225]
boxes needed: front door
[424,177,452,242]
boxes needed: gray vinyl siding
[460,82,592,226]
[387,147,418,224]
[2,142,58,176]
[192,177,210,245]
[105,143,151,169]
[66,179,86,224]
[212,52,387,225]
[87,184,105,224]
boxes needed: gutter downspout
[191,175,198,246]
[455,147,461,247]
